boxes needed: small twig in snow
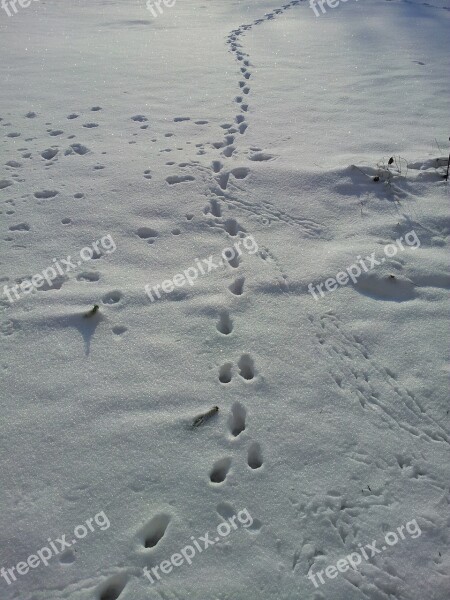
[192,406,219,428]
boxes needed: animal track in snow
[166,174,195,184]
[247,442,263,469]
[216,166,250,190]
[59,548,76,564]
[210,457,232,484]
[77,271,100,282]
[41,148,59,160]
[216,501,237,520]
[208,198,222,217]
[224,218,245,236]
[37,274,67,292]
[141,514,171,548]
[112,325,127,336]
[229,276,245,295]
[249,151,274,161]
[218,191,325,237]
[136,226,158,240]
[216,501,262,532]
[238,354,255,380]
[90,247,103,260]
[229,402,246,437]
[219,362,233,383]
[102,290,123,304]
[34,190,58,199]
[225,1,299,137]
[67,143,89,155]
[312,312,450,446]
[231,167,249,179]
[217,310,233,335]
[217,172,230,190]
[222,145,235,158]
[9,222,30,231]
[98,574,128,600]
[227,253,241,268]
[212,160,223,173]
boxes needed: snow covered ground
[1,0,449,599]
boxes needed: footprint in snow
[210,457,232,484]
[140,514,171,549]
[98,573,128,600]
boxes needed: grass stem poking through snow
[84,304,99,318]
[192,406,219,428]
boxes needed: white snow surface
[1,0,449,599]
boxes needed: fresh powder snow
[1,0,449,599]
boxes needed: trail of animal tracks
[1,0,449,599]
